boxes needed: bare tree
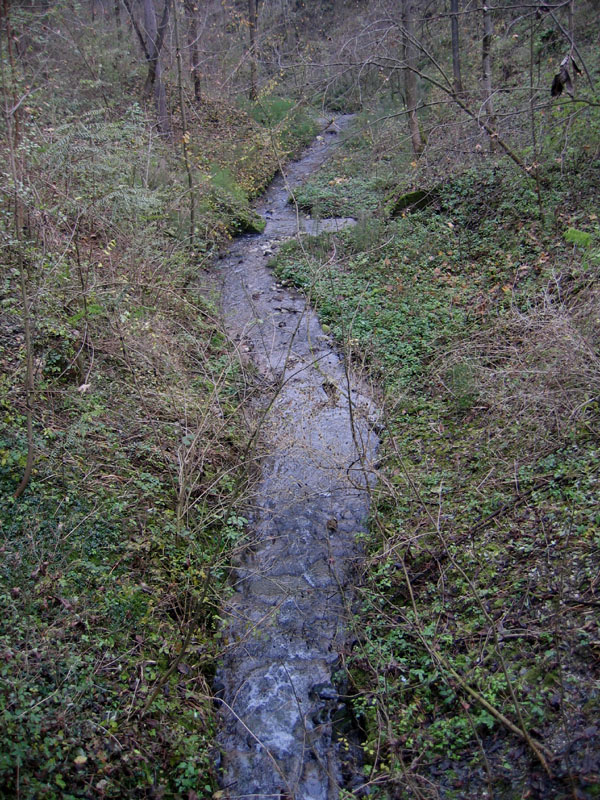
[114,0,122,40]
[450,0,463,95]
[174,0,195,240]
[482,2,497,150]
[123,0,171,134]
[1,0,34,498]
[143,0,171,134]
[402,0,423,155]
[248,0,258,100]
[184,0,201,102]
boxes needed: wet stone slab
[215,117,379,800]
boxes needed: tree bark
[142,0,171,135]
[482,3,497,151]
[183,0,201,102]
[1,0,20,144]
[114,0,122,40]
[402,0,423,155]
[174,0,195,240]
[568,0,574,54]
[0,5,35,499]
[450,0,463,95]
[248,0,258,100]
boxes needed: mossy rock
[384,187,439,218]
[232,206,266,234]
[210,192,266,234]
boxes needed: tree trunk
[482,3,497,151]
[450,0,463,95]
[183,0,201,102]
[142,0,170,135]
[568,0,574,54]
[174,0,195,240]
[0,3,35,499]
[248,0,257,100]
[153,51,169,135]
[114,0,122,40]
[402,0,423,155]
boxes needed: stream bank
[215,117,379,799]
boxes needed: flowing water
[216,117,379,800]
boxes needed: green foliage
[230,94,318,187]
[210,165,248,203]
[293,160,386,219]
[40,107,167,232]
[446,361,478,412]
[240,95,296,127]
[564,226,592,249]
[205,165,266,234]
[272,110,600,793]
[0,320,245,795]
[0,8,285,794]
[275,212,471,390]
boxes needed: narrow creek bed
[215,117,379,800]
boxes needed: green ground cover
[0,18,317,790]
[274,112,600,797]
[2,2,599,796]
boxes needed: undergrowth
[0,6,317,794]
[2,1,599,797]
[273,103,600,798]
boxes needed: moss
[384,187,439,217]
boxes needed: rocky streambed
[216,117,379,800]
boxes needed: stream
[215,116,380,800]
